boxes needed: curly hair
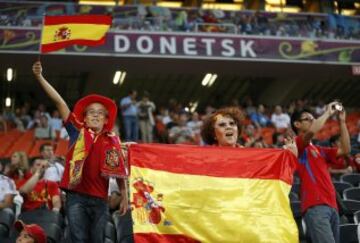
[201,107,244,145]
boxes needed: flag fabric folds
[129,144,299,243]
[40,15,111,53]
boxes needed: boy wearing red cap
[32,61,129,243]
[15,220,47,243]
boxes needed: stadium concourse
[1,0,360,243]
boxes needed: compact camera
[332,103,343,112]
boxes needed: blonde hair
[11,151,29,172]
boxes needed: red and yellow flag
[129,144,299,243]
[40,15,112,53]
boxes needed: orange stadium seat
[4,130,34,158]
[0,129,23,158]
[55,139,69,157]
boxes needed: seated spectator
[169,113,194,144]
[271,105,291,130]
[18,159,61,213]
[26,110,41,130]
[6,152,31,188]
[187,112,203,144]
[329,135,359,174]
[39,144,64,183]
[250,104,271,128]
[48,110,62,133]
[0,174,16,210]
[34,115,55,140]
[14,220,47,243]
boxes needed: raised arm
[302,101,338,145]
[337,110,351,156]
[32,61,70,120]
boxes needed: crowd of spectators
[0,1,359,40]
[0,93,360,241]
[2,93,359,165]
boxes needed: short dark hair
[290,109,311,134]
[40,143,53,153]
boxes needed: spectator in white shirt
[271,105,291,130]
[40,143,64,183]
[0,174,16,210]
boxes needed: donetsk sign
[0,28,359,64]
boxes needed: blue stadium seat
[333,181,353,196]
[339,224,358,243]
[341,173,360,187]
[353,210,360,224]
[0,208,15,238]
[343,188,360,201]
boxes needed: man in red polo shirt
[291,102,350,243]
[33,61,129,243]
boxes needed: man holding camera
[18,158,61,213]
[39,143,64,183]
[291,101,350,243]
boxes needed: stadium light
[6,68,13,82]
[5,97,11,107]
[201,73,212,86]
[119,72,126,85]
[208,74,217,87]
[113,71,121,85]
[185,107,190,112]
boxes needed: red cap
[14,220,47,243]
[73,94,117,131]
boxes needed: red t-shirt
[329,156,360,172]
[295,135,340,213]
[18,177,60,212]
[59,113,109,200]
[8,171,32,189]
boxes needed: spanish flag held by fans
[129,144,299,243]
[40,15,112,53]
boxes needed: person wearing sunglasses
[291,101,350,243]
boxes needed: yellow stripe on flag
[130,166,298,243]
[41,23,110,44]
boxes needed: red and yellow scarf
[68,128,128,188]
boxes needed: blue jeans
[123,116,139,141]
[113,210,134,243]
[66,192,109,243]
[304,205,340,243]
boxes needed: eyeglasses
[85,109,107,117]
[299,117,314,122]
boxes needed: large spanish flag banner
[40,15,112,53]
[129,144,299,243]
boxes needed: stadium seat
[341,173,360,187]
[4,130,34,158]
[343,188,360,201]
[0,208,15,238]
[333,181,353,196]
[54,139,69,157]
[342,200,360,223]
[353,210,360,224]
[18,209,64,228]
[339,224,358,243]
